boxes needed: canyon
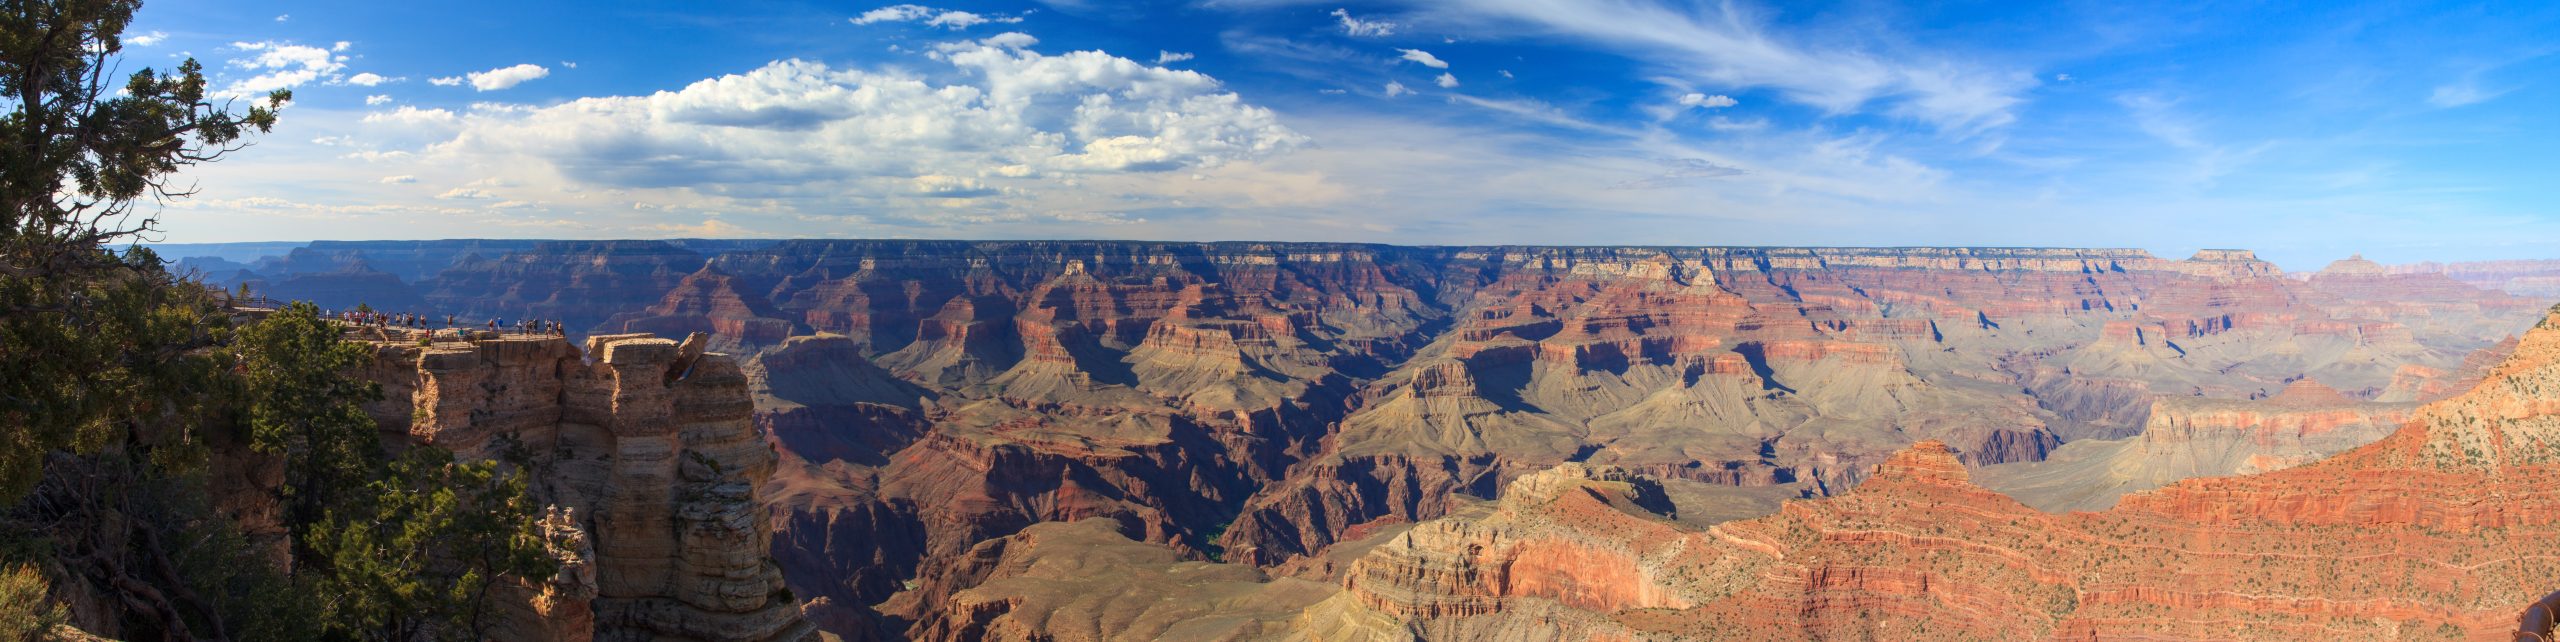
[164,239,2548,639]
[912,303,2560,639]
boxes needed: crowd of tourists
[327,308,569,336]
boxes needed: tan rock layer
[364,332,814,642]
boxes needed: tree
[234,301,384,542]
[0,0,287,503]
[2,0,285,278]
[308,448,557,642]
[0,4,558,638]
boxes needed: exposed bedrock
[222,241,2548,639]
[359,332,814,642]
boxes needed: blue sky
[126,0,2560,269]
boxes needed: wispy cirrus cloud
[1338,0,2035,133]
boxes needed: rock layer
[183,240,2545,640]
[361,332,814,642]
[943,304,2560,641]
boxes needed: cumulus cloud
[365,94,392,105]
[853,4,1023,29]
[913,174,998,198]
[1156,51,1194,64]
[435,187,495,200]
[219,40,347,97]
[128,30,166,46]
[377,175,417,184]
[1435,73,1458,88]
[344,72,398,86]
[1677,93,1736,109]
[1384,81,1410,97]
[853,4,931,23]
[403,42,1303,209]
[1331,8,1396,37]
[1397,48,1448,69]
[464,64,549,91]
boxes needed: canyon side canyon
[169,240,2558,640]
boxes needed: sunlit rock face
[360,332,815,642]
[231,240,2544,639]
[906,308,2560,639]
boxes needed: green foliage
[0,246,231,501]
[236,301,385,536]
[0,4,558,637]
[0,564,66,641]
[309,448,559,642]
[0,0,287,504]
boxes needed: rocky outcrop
[606,265,801,353]
[1977,379,2417,511]
[361,332,814,642]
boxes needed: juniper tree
[0,0,286,502]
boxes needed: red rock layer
[284,241,2538,640]
[1328,306,2560,641]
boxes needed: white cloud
[926,11,1000,29]
[273,14,288,21]
[853,4,932,24]
[365,94,392,105]
[2427,81,2500,108]
[332,41,350,52]
[852,4,1023,29]
[1677,92,1736,109]
[377,175,417,184]
[128,31,167,47]
[1156,50,1194,64]
[344,72,398,86]
[1401,0,2031,132]
[1331,8,1396,37]
[912,174,997,198]
[429,76,462,87]
[218,41,347,97]
[1384,81,1410,97]
[561,61,579,69]
[1396,48,1448,69]
[1499,69,1514,79]
[1435,73,1458,88]
[412,44,1302,204]
[464,64,550,91]
[435,187,496,200]
[2054,72,2073,82]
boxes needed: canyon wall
[360,332,815,642]
[913,304,2560,639]
[181,240,2549,639]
